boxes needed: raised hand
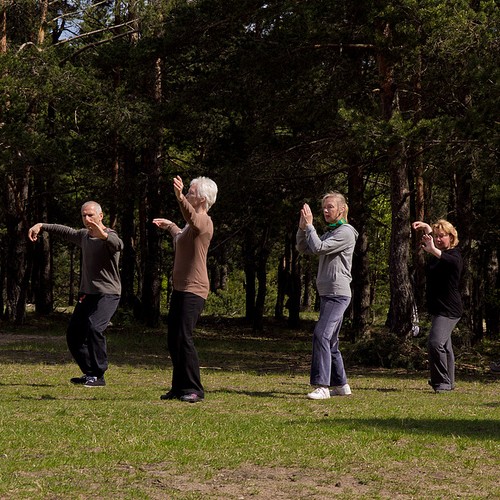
[301,203,314,226]
[173,176,184,201]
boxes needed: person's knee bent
[428,336,445,351]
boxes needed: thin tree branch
[51,19,138,48]
[59,29,139,65]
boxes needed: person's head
[187,177,218,212]
[431,219,459,250]
[81,201,104,228]
[321,191,348,223]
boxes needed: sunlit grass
[0,318,498,499]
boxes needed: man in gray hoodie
[296,192,358,400]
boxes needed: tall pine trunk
[31,175,53,315]
[138,58,163,327]
[349,162,371,339]
[119,150,139,311]
[5,169,31,324]
[243,227,256,322]
[387,147,414,336]
[253,230,270,331]
[377,23,415,337]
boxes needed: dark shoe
[428,380,452,393]
[433,383,452,393]
[180,393,204,403]
[84,376,106,387]
[490,361,500,374]
[160,390,180,400]
[70,375,88,385]
[434,388,452,394]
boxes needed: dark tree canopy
[0,0,498,345]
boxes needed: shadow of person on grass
[295,416,500,440]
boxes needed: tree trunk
[138,147,162,327]
[274,254,286,320]
[411,50,427,312]
[377,23,414,337]
[485,247,499,337]
[31,174,53,314]
[288,239,301,328]
[243,228,256,322]
[37,0,48,45]
[253,229,270,331]
[138,58,163,327]
[348,162,371,340]
[411,157,426,312]
[0,1,6,54]
[301,257,312,310]
[275,231,292,320]
[119,150,138,311]
[0,233,6,319]
[209,237,228,293]
[455,169,474,346]
[387,148,415,337]
[4,169,31,324]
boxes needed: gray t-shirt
[296,223,358,297]
[42,224,123,295]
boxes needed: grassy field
[0,313,499,499]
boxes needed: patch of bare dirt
[135,464,371,499]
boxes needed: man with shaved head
[29,201,123,387]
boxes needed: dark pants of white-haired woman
[310,295,350,387]
[167,290,205,399]
[428,315,460,392]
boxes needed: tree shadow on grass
[2,316,500,386]
[210,388,302,398]
[303,417,500,441]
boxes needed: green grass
[0,314,498,499]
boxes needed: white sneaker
[307,387,330,400]
[330,383,352,396]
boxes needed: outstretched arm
[152,218,174,230]
[153,217,182,238]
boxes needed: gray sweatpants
[428,315,460,391]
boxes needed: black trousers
[167,290,205,398]
[67,293,120,378]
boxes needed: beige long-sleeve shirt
[165,197,213,299]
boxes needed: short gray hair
[81,201,102,214]
[191,177,218,211]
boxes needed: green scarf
[326,218,346,231]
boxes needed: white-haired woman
[412,219,463,393]
[153,175,218,403]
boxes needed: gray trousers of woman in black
[428,315,460,391]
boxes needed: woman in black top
[412,219,463,393]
